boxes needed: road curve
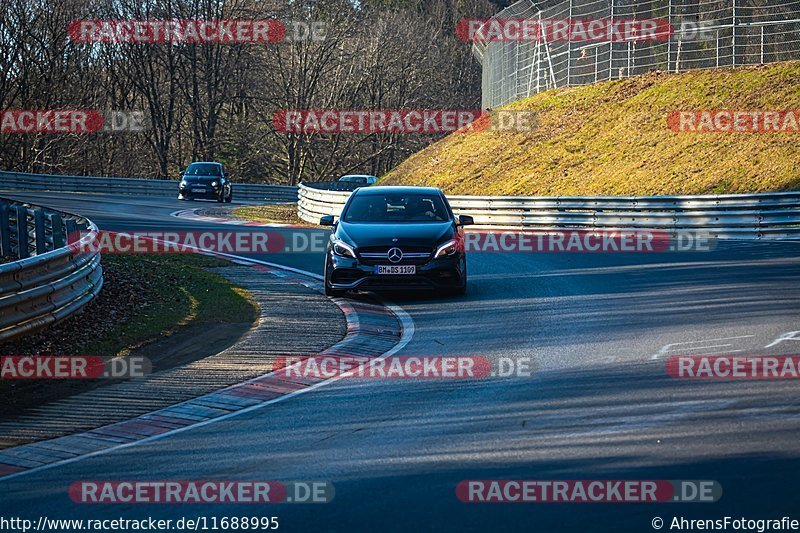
[1,191,800,532]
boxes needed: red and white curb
[0,258,414,481]
[171,208,299,228]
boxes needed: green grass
[232,203,309,226]
[381,62,800,196]
[83,254,258,357]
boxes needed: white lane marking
[169,208,293,227]
[558,399,736,438]
[697,349,745,356]
[0,255,414,482]
[765,331,800,349]
[650,335,755,360]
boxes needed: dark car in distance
[338,174,379,186]
[321,186,473,297]
[178,162,233,203]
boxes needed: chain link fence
[474,0,800,109]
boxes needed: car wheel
[441,266,467,297]
[225,192,233,203]
[325,283,345,297]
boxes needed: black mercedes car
[321,186,473,297]
[178,162,233,202]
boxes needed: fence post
[15,206,29,259]
[535,11,542,93]
[34,209,46,255]
[608,0,614,80]
[48,212,65,250]
[732,0,737,67]
[0,202,9,258]
[594,46,599,83]
[760,25,765,64]
[65,219,79,247]
[667,0,673,72]
[566,0,573,86]
[627,41,632,78]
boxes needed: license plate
[191,188,206,193]
[374,265,416,275]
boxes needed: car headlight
[332,240,355,258]
[434,239,459,258]
[180,180,188,188]
[211,181,219,188]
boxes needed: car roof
[355,186,442,196]
[340,174,376,179]
[189,161,222,166]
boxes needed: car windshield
[185,163,220,176]
[343,193,449,223]
[340,176,367,183]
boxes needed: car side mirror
[320,215,336,226]
[458,215,475,226]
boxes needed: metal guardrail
[0,197,102,342]
[298,183,800,239]
[0,171,299,203]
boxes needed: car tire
[441,266,467,297]
[324,281,345,297]
[225,193,232,203]
[441,282,467,297]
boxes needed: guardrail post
[0,202,10,258]
[49,213,65,249]
[15,205,30,259]
[34,209,47,254]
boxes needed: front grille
[357,246,432,265]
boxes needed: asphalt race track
[1,192,800,532]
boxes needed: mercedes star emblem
[387,247,403,263]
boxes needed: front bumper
[326,252,466,291]
[179,187,221,200]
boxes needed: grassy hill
[380,62,800,196]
